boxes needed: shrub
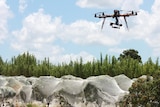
[120,76,160,107]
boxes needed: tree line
[0,49,159,78]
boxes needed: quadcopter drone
[94,10,138,30]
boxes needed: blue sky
[1,0,159,64]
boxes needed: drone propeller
[94,11,107,17]
[94,14,97,17]
[128,10,139,15]
[135,12,138,15]
[124,16,129,30]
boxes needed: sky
[0,0,159,64]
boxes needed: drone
[94,10,138,30]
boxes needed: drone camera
[112,26,120,29]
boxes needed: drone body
[94,10,138,30]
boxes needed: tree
[0,56,4,74]
[118,49,142,63]
[12,52,37,76]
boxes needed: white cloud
[12,9,59,44]
[121,0,143,10]
[133,8,160,59]
[19,0,27,13]
[76,0,142,9]
[51,51,95,64]
[60,20,119,46]
[151,0,160,14]
[0,0,12,43]
[12,9,61,59]
[11,0,160,63]
[128,0,160,58]
[11,9,96,63]
[76,0,124,9]
[11,8,140,63]
[108,47,126,54]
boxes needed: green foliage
[0,56,4,74]
[0,51,159,79]
[120,76,160,106]
[119,49,142,63]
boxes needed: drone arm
[119,12,138,17]
[94,13,113,18]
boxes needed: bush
[120,75,160,107]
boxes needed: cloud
[126,0,160,58]
[121,0,143,10]
[108,47,126,54]
[11,0,160,63]
[140,1,160,56]
[76,0,143,9]
[151,0,160,13]
[14,9,125,63]
[51,51,95,64]
[12,9,62,58]
[11,9,96,63]
[10,7,141,63]
[76,0,124,9]
[0,0,12,43]
[60,20,119,46]
[19,0,28,13]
